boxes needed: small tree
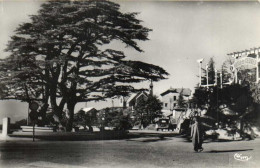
[208,57,216,84]
[221,59,234,84]
[109,112,132,131]
[146,95,163,123]
[200,57,216,86]
[191,87,209,109]
[134,95,162,128]
[74,110,97,130]
[177,88,185,108]
[97,107,132,131]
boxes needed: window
[165,103,168,107]
[174,103,176,107]
[174,96,176,101]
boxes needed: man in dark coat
[191,116,204,152]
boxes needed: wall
[161,92,179,110]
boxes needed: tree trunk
[240,119,244,138]
[39,68,50,125]
[140,113,143,129]
[38,103,49,125]
[66,101,76,132]
[50,85,63,119]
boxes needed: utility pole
[206,64,209,89]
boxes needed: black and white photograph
[0,0,260,167]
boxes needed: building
[118,91,149,108]
[75,107,98,117]
[118,80,153,108]
[160,87,192,110]
[160,87,192,127]
[228,47,260,84]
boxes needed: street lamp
[206,64,209,89]
[101,112,105,131]
[220,72,223,89]
[256,48,260,83]
[197,58,204,86]
[214,68,218,86]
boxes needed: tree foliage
[97,107,132,131]
[192,82,259,136]
[177,88,185,108]
[221,59,234,84]
[134,95,163,127]
[201,57,216,85]
[192,55,260,136]
[74,109,97,130]
[207,58,215,85]
[2,1,168,131]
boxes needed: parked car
[156,119,170,131]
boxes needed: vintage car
[156,119,176,131]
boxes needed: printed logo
[234,153,252,161]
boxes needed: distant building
[160,87,192,127]
[118,80,153,108]
[160,87,192,110]
[119,91,149,108]
[75,107,98,116]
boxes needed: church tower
[149,80,153,96]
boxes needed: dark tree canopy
[134,95,163,127]
[192,82,259,136]
[2,1,168,131]
[201,57,215,86]
[97,107,132,131]
[192,54,260,136]
[207,57,216,85]
[177,88,185,108]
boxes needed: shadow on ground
[7,130,181,141]
[8,130,255,143]
[206,149,253,153]
[126,137,172,143]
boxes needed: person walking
[191,116,204,152]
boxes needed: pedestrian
[191,116,204,152]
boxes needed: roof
[127,91,149,104]
[126,93,138,104]
[160,88,192,97]
[82,107,96,112]
[75,107,96,114]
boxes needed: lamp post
[214,68,218,86]
[101,112,105,131]
[206,64,209,89]
[220,72,223,89]
[197,58,204,86]
[256,48,259,83]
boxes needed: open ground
[0,131,259,168]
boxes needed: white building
[160,87,192,110]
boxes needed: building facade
[160,87,192,110]
[160,87,192,126]
[118,80,153,108]
[118,91,149,108]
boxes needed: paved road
[0,135,259,168]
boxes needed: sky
[1,0,260,123]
